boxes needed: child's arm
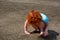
[24,20,30,35]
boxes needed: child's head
[26,10,42,20]
[26,10,42,27]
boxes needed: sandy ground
[0,0,60,40]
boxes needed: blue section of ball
[40,13,48,23]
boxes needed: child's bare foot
[32,29,38,32]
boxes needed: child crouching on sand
[24,10,49,37]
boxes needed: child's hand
[25,31,30,35]
[39,32,44,36]
[43,32,48,37]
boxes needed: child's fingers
[25,31,30,35]
[39,32,44,36]
[43,32,48,37]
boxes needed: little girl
[24,10,49,37]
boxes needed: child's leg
[43,23,48,36]
[39,22,45,36]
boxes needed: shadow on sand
[38,30,59,40]
[20,30,59,40]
